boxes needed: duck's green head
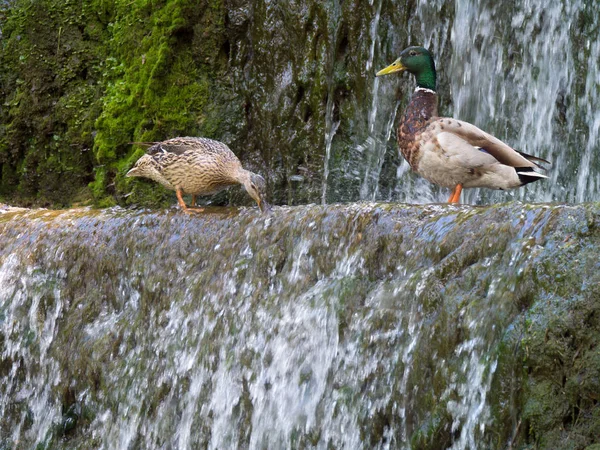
[376,46,436,91]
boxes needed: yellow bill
[376,59,406,76]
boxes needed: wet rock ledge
[0,202,599,449]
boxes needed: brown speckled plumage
[144,137,244,195]
[126,137,269,212]
[396,91,550,193]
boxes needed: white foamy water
[0,203,559,449]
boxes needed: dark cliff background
[0,0,434,208]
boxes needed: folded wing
[433,118,550,169]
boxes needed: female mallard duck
[376,46,549,203]
[126,137,269,212]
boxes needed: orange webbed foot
[183,207,205,214]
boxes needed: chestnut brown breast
[397,90,438,170]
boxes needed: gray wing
[431,118,550,169]
[435,132,500,168]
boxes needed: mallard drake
[126,137,269,212]
[376,46,549,203]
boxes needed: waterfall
[321,92,340,205]
[1,203,597,448]
[446,0,593,204]
[576,37,600,202]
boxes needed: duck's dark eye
[409,50,417,56]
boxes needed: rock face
[0,0,417,207]
[1,0,599,207]
[1,203,599,448]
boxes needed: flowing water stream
[1,203,597,449]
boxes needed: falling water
[321,93,340,204]
[576,37,600,202]
[448,0,580,204]
[1,202,593,449]
[358,0,399,201]
[319,0,343,205]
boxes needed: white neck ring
[415,87,436,94]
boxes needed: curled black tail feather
[516,150,551,167]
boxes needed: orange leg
[448,184,463,204]
[188,194,204,212]
[177,189,204,213]
[176,188,189,211]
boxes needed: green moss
[0,0,230,207]
[0,0,106,206]
[89,0,230,207]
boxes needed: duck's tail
[128,142,157,147]
[516,167,549,186]
[516,150,551,168]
